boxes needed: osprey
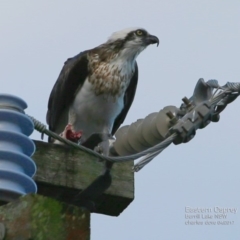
[47,28,159,145]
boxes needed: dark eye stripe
[121,29,147,46]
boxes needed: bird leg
[61,124,82,143]
[94,135,112,162]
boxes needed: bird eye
[136,30,143,36]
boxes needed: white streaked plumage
[69,79,125,141]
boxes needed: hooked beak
[145,34,159,47]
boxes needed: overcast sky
[1,1,240,239]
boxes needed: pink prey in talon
[62,124,82,143]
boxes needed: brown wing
[111,62,138,135]
[46,51,89,141]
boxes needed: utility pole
[0,94,134,239]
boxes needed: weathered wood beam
[0,194,90,240]
[32,140,134,216]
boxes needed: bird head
[106,28,159,61]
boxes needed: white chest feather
[69,79,125,140]
[68,55,136,140]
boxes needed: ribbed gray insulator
[113,106,179,156]
[0,94,37,203]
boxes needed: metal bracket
[168,79,215,144]
[170,100,214,144]
[168,78,239,145]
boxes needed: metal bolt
[166,111,178,125]
[182,96,190,104]
[182,97,193,111]
[166,111,175,119]
[182,97,193,108]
